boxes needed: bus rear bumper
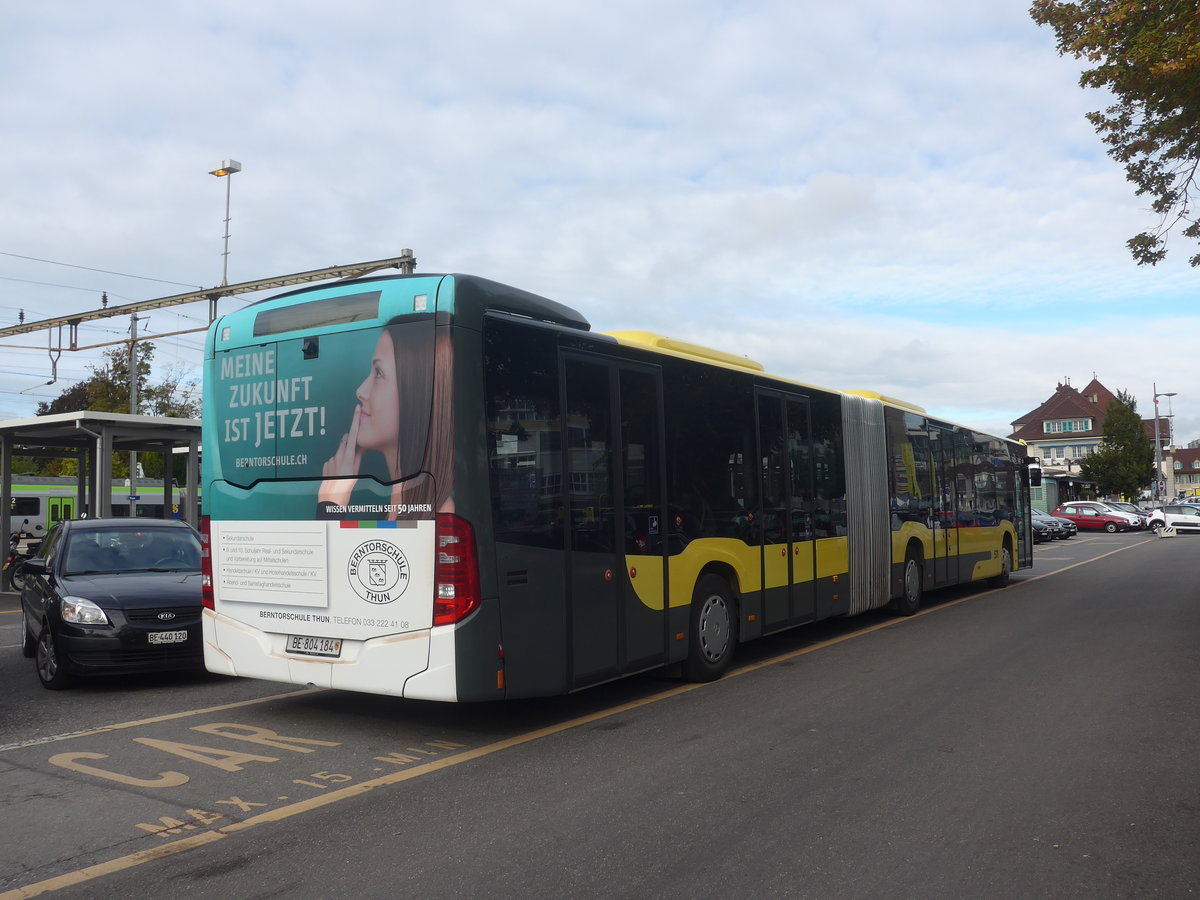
[202,609,456,699]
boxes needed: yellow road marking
[0,537,1158,898]
[0,687,322,753]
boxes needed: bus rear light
[434,513,480,626]
[200,515,215,610]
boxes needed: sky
[1,1,1195,445]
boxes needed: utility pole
[129,313,141,515]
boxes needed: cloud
[0,0,1195,449]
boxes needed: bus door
[562,355,666,689]
[756,390,816,631]
[48,497,75,527]
[929,424,959,586]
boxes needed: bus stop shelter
[0,411,201,551]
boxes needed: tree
[27,343,200,479]
[1079,389,1155,498]
[1030,1,1200,265]
[35,343,199,420]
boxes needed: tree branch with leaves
[1031,0,1200,265]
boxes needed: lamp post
[1153,383,1176,503]
[208,159,242,286]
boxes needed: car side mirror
[20,558,47,576]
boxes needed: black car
[1031,519,1053,543]
[18,518,203,689]
[1032,508,1076,540]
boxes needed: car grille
[70,647,203,667]
[126,607,202,627]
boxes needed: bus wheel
[684,575,736,682]
[989,543,1012,588]
[895,549,923,616]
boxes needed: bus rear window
[253,291,381,336]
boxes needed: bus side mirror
[1029,465,1042,487]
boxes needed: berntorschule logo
[347,539,410,605]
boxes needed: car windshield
[63,528,201,575]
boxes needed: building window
[1043,419,1092,434]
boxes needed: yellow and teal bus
[200,274,1033,701]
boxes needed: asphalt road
[1,531,1197,899]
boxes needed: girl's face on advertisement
[355,331,400,454]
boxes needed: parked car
[1147,505,1200,533]
[18,518,203,689]
[1031,508,1077,539]
[1096,501,1148,528]
[1031,519,1054,543]
[1050,503,1139,533]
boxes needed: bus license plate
[286,635,343,658]
[149,631,188,644]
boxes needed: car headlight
[60,596,111,626]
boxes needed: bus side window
[484,318,564,550]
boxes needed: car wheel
[684,574,736,682]
[21,623,36,658]
[1150,521,1163,533]
[893,547,923,616]
[1104,522,1118,533]
[35,627,73,690]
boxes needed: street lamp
[208,159,242,286]
[1153,383,1177,503]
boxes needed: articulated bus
[201,274,1033,701]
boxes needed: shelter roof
[0,411,200,452]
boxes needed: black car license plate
[148,630,188,644]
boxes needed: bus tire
[894,547,923,616]
[988,541,1012,588]
[684,574,736,682]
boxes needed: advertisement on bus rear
[209,313,452,522]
